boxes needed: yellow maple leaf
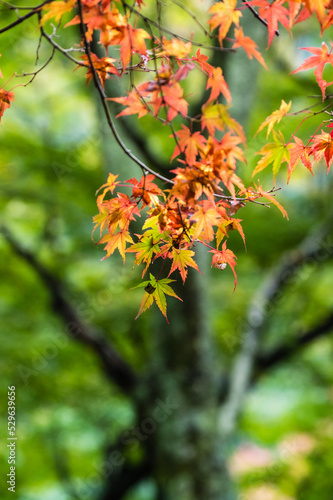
[256,100,291,138]
[40,0,77,26]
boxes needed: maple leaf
[209,241,237,290]
[192,49,214,76]
[99,227,134,262]
[248,0,290,48]
[191,201,220,242]
[171,125,206,166]
[110,89,149,119]
[173,63,196,82]
[133,274,182,323]
[310,131,333,172]
[287,136,313,182]
[216,218,246,249]
[81,53,118,88]
[256,99,291,138]
[232,27,267,69]
[252,130,291,183]
[254,182,288,219]
[303,0,327,24]
[206,67,231,104]
[96,173,120,209]
[159,37,192,59]
[97,192,140,236]
[126,174,163,206]
[201,103,245,142]
[0,89,14,122]
[127,228,163,277]
[291,42,333,99]
[120,26,151,71]
[168,248,201,283]
[208,0,242,44]
[40,0,77,26]
[152,82,188,121]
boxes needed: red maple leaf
[288,136,313,182]
[310,130,333,172]
[0,88,14,122]
[291,42,333,99]
[209,241,237,290]
[192,49,214,76]
[248,0,290,48]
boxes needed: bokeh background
[1,1,333,499]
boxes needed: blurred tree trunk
[141,255,235,499]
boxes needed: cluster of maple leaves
[1,0,333,321]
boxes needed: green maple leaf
[252,130,291,183]
[133,274,182,323]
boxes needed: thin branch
[242,0,279,38]
[255,311,333,374]
[123,1,235,52]
[0,0,52,34]
[170,0,211,38]
[76,0,173,185]
[1,226,138,394]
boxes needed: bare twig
[242,0,280,38]
[0,0,52,34]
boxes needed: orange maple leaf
[0,88,14,122]
[303,0,327,24]
[126,174,163,207]
[253,182,288,219]
[191,201,220,242]
[110,90,149,118]
[192,49,214,76]
[120,25,151,71]
[208,0,242,44]
[168,248,201,283]
[256,99,291,138]
[248,0,290,48]
[159,37,192,59]
[81,53,118,88]
[310,130,333,172]
[291,42,333,99]
[206,67,231,104]
[99,227,134,262]
[232,27,267,69]
[171,125,207,166]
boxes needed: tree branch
[255,310,333,374]
[0,0,52,34]
[1,226,138,394]
[219,221,333,435]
